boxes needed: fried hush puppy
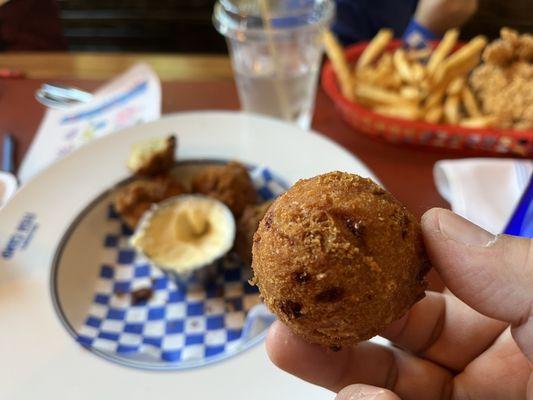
[235,200,273,265]
[191,161,257,218]
[251,172,429,348]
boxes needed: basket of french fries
[321,28,533,156]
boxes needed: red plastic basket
[321,41,533,157]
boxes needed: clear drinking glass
[213,0,335,130]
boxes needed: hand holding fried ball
[251,172,429,348]
[265,210,533,400]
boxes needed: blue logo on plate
[2,213,39,259]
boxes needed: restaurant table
[0,53,471,289]
[0,53,456,213]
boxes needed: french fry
[444,95,460,124]
[425,88,445,110]
[326,28,496,128]
[461,86,481,117]
[427,29,459,76]
[419,78,431,95]
[375,53,394,78]
[374,104,420,120]
[446,77,465,96]
[360,53,401,90]
[411,62,426,83]
[433,35,488,87]
[459,115,498,128]
[382,70,403,91]
[355,67,380,85]
[323,30,354,101]
[354,83,406,105]
[356,29,393,70]
[378,75,403,91]
[400,86,421,101]
[406,47,432,62]
[392,49,413,82]
[424,105,443,124]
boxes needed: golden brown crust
[470,28,533,131]
[191,161,257,218]
[132,136,176,177]
[483,40,515,66]
[235,201,273,265]
[251,172,429,348]
[113,176,187,229]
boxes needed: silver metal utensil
[35,83,93,109]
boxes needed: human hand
[414,0,478,35]
[266,208,533,399]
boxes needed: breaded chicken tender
[127,135,176,177]
[192,161,257,218]
[470,28,533,130]
[235,201,273,265]
[251,172,429,348]
[114,176,187,229]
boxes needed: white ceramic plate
[0,171,17,208]
[0,111,377,400]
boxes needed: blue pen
[2,134,15,174]
[504,174,533,238]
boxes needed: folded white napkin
[434,158,533,234]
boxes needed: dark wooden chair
[0,0,66,51]
[57,0,227,53]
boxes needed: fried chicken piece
[483,40,515,66]
[252,172,429,348]
[113,176,187,229]
[126,135,176,177]
[470,64,506,92]
[510,61,533,79]
[481,28,533,66]
[235,201,273,265]
[471,64,533,129]
[517,34,533,62]
[500,28,520,47]
[471,29,533,130]
[517,104,533,130]
[514,120,533,131]
[191,161,257,218]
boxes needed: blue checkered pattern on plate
[77,166,286,365]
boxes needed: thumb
[422,208,533,361]
[336,384,400,400]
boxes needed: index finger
[381,291,507,371]
[266,321,453,399]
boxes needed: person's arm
[402,0,478,48]
[414,0,478,36]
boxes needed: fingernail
[437,209,495,247]
[336,385,391,400]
